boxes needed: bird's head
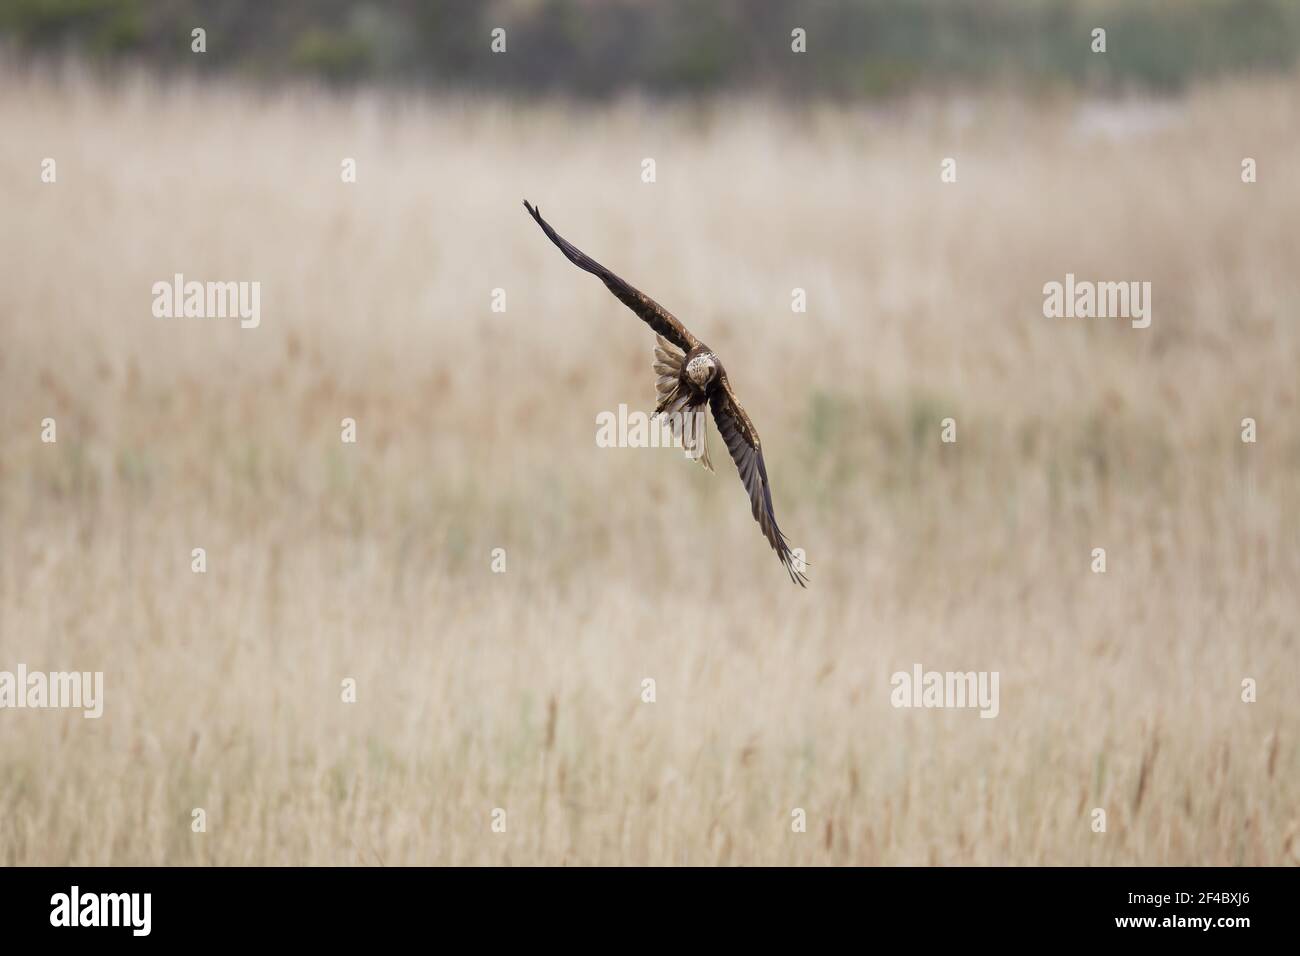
[686,353,718,388]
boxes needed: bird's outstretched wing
[709,374,808,587]
[523,200,700,354]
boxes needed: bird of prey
[523,200,807,587]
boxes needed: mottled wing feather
[652,335,683,406]
[710,374,808,587]
[523,201,700,353]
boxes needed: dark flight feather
[710,374,807,587]
[523,201,699,354]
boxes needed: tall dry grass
[0,64,1297,864]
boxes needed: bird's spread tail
[651,336,712,472]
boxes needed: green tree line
[3,0,1298,97]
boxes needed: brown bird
[523,200,807,587]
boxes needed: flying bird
[523,200,807,587]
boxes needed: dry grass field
[1,64,1297,865]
